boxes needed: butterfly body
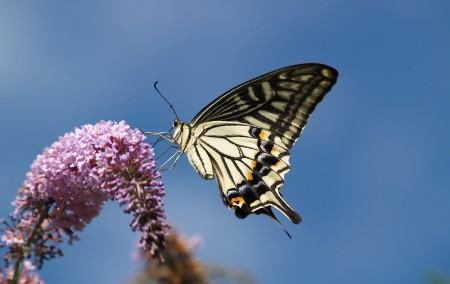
[171,63,338,229]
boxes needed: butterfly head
[172,119,180,128]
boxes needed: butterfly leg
[159,149,183,171]
[141,130,174,144]
[154,144,178,161]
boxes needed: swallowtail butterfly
[158,63,338,235]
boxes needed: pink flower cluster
[1,120,169,275]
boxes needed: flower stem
[11,256,23,284]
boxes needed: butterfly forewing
[173,63,338,227]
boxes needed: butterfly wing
[191,63,338,148]
[188,121,301,224]
[184,63,338,224]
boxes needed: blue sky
[1,1,449,283]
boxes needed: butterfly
[154,63,338,236]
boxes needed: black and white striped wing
[184,63,338,225]
[189,121,301,223]
[191,63,338,149]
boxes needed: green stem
[11,257,24,284]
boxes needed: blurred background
[1,1,449,283]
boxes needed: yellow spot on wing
[251,161,257,168]
[322,68,332,79]
[271,145,280,156]
[247,172,254,181]
[259,130,268,140]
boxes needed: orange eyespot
[230,197,245,207]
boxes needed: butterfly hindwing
[172,63,338,227]
[186,121,301,223]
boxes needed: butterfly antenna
[154,81,180,121]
